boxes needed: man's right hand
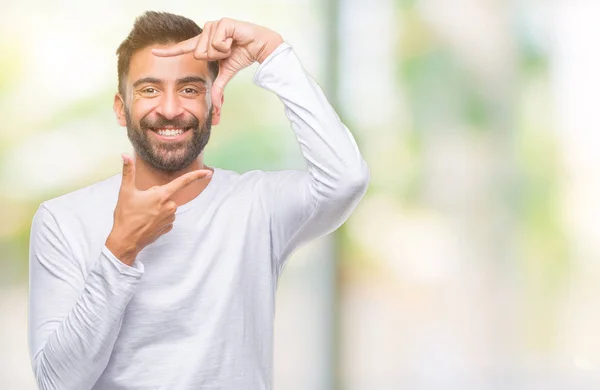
[105,154,212,266]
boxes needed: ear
[113,93,127,127]
[211,94,224,126]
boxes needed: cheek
[131,100,157,123]
[182,98,209,119]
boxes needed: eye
[182,87,199,94]
[141,87,157,94]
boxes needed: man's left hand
[152,18,284,109]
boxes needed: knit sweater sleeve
[253,42,370,275]
[28,203,144,390]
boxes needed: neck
[133,152,214,206]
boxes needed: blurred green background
[2,0,600,389]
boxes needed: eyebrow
[132,76,207,88]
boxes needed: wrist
[105,232,138,266]
[256,35,284,64]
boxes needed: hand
[152,17,284,110]
[105,154,213,266]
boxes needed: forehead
[127,44,210,84]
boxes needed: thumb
[212,63,234,109]
[120,153,136,189]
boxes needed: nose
[154,91,185,120]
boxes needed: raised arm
[254,43,370,274]
[153,17,369,274]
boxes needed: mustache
[139,114,200,130]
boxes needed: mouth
[148,126,192,141]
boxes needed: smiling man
[27,11,369,390]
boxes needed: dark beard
[124,107,212,172]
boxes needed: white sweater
[28,42,369,390]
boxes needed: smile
[149,127,192,140]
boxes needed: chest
[120,201,276,334]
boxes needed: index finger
[152,35,199,57]
[161,169,213,198]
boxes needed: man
[28,11,369,390]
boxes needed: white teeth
[157,128,184,137]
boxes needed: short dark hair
[116,11,219,97]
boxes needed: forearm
[30,245,143,390]
[253,42,370,199]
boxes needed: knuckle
[194,47,206,59]
[158,190,170,203]
[166,201,177,213]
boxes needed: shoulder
[39,173,121,221]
